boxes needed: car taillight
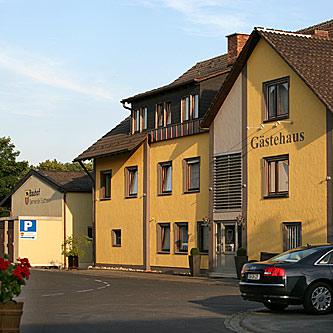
[264,266,285,277]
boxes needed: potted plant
[61,235,90,269]
[234,247,248,279]
[0,256,31,332]
[188,247,201,277]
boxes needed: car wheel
[263,301,288,312]
[303,282,333,314]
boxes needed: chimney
[312,29,329,39]
[227,33,250,66]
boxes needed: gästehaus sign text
[250,131,305,149]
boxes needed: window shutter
[214,153,242,210]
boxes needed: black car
[239,244,333,314]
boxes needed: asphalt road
[17,269,256,333]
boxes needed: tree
[0,137,30,210]
[37,159,92,172]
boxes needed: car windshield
[269,248,319,263]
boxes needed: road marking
[40,278,110,297]
[76,289,94,293]
[42,292,64,297]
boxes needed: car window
[317,251,333,265]
[270,248,319,263]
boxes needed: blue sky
[0,0,332,164]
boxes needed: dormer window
[142,107,148,130]
[135,109,140,132]
[181,94,199,122]
[132,107,147,134]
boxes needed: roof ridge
[297,18,333,33]
[256,27,312,38]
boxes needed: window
[156,103,164,128]
[317,251,333,265]
[125,166,138,197]
[157,223,170,253]
[165,102,172,125]
[283,222,301,251]
[197,222,209,253]
[264,77,289,121]
[264,155,289,198]
[175,223,188,253]
[184,157,200,192]
[141,107,148,130]
[181,94,199,122]
[87,226,93,239]
[159,162,172,194]
[100,170,112,199]
[112,229,121,247]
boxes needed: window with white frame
[156,103,164,128]
[159,161,172,194]
[283,222,301,251]
[184,157,200,192]
[165,102,172,125]
[181,94,199,122]
[264,155,289,198]
[175,222,188,253]
[125,166,138,198]
[141,107,148,130]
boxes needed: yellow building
[75,53,233,273]
[0,170,93,268]
[203,22,333,266]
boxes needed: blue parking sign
[19,219,37,240]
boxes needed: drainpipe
[121,101,133,112]
[63,193,67,269]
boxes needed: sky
[0,0,332,165]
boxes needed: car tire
[303,282,333,315]
[263,301,288,312]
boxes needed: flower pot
[234,255,248,279]
[0,302,23,333]
[189,254,201,277]
[68,255,79,269]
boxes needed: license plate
[247,273,260,280]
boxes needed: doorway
[214,221,241,276]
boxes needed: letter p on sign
[24,221,33,231]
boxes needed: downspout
[143,139,150,271]
[63,193,67,269]
[78,160,96,266]
[121,101,133,112]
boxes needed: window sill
[125,195,138,199]
[262,115,289,123]
[158,192,172,196]
[112,245,121,247]
[264,193,289,199]
[157,251,170,254]
[175,251,188,255]
[100,198,111,201]
[184,189,200,194]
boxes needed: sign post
[19,219,37,240]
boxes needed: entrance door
[0,222,5,257]
[7,221,14,261]
[215,221,239,276]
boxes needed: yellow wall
[95,145,144,266]
[246,39,327,259]
[150,133,209,269]
[17,216,64,266]
[66,192,93,264]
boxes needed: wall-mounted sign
[250,131,305,149]
[24,188,51,206]
[19,219,37,240]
